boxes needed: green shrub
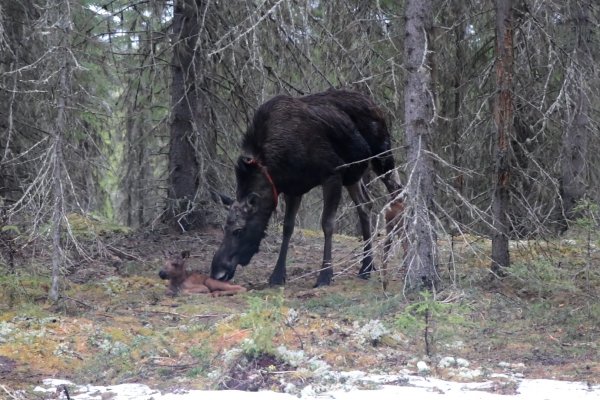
[238,290,285,358]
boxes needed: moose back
[211,89,402,287]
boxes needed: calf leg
[382,222,397,291]
[204,277,244,292]
[383,199,408,291]
[347,181,375,279]
[210,286,247,297]
[269,195,302,286]
[180,284,210,295]
[316,177,342,287]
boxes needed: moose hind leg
[347,181,375,279]
[316,178,342,287]
[269,195,302,286]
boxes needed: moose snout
[211,251,239,281]
[211,267,232,281]
[210,261,237,282]
[158,270,169,280]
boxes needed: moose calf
[159,251,247,297]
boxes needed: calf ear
[181,250,190,259]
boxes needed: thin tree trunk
[123,112,147,228]
[491,0,513,275]
[560,1,591,229]
[49,2,71,302]
[404,0,439,291]
[449,0,466,230]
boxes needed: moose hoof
[357,266,373,280]
[268,275,286,286]
[357,271,371,280]
[314,272,333,287]
[358,261,374,280]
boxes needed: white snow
[33,374,600,400]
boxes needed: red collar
[245,158,279,208]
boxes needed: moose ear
[181,250,190,259]
[219,194,234,207]
[245,192,261,212]
[209,189,233,207]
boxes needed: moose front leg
[269,194,302,286]
[316,178,342,287]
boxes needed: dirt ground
[0,224,599,395]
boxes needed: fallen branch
[106,244,143,261]
[133,307,224,319]
[60,295,114,318]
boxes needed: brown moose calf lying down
[159,251,247,297]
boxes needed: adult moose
[211,89,402,287]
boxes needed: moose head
[211,154,280,281]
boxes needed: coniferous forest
[0,0,599,394]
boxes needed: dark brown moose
[211,88,403,287]
[160,251,247,296]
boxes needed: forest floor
[0,217,599,398]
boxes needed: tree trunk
[403,0,439,291]
[123,111,146,228]
[491,0,513,275]
[49,1,72,302]
[167,0,211,231]
[451,0,466,228]
[559,1,592,230]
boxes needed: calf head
[159,250,189,281]
[211,193,268,281]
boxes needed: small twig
[149,357,199,369]
[61,295,114,318]
[134,308,224,319]
[285,322,304,350]
[106,244,143,262]
[266,370,299,375]
[61,294,95,309]
[0,385,19,400]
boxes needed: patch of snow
[32,374,600,400]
